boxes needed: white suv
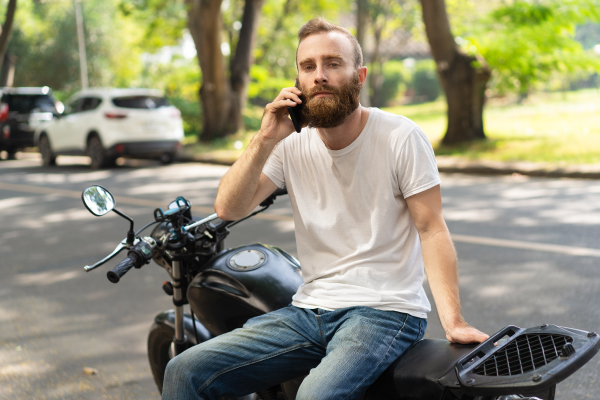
[35,88,184,168]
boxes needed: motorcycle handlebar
[107,255,136,283]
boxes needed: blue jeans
[162,305,426,400]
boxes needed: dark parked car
[0,87,58,159]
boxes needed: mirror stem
[112,208,135,247]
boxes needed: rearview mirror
[82,185,115,216]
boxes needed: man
[162,18,488,400]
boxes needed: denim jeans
[162,305,426,400]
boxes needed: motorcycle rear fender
[153,309,214,346]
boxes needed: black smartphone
[287,82,305,133]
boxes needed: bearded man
[161,18,488,400]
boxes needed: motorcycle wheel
[147,322,174,394]
[147,322,259,400]
[480,386,556,400]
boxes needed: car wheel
[159,152,175,165]
[39,136,56,166]
[87,136,114,169]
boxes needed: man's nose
[314,66,327,84]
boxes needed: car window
[81,97,102,111]
[4,94,57,113]
[112,96,169,109]
[34,95,58,113]
[64,98,81,115]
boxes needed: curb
[181,152,600,180]
[435,156,600,180]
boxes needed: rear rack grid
[455,325,600,397]
[473,333,571,376]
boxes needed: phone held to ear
[287,83,305,133]
[287,104,304,133]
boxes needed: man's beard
[296,73,361,129]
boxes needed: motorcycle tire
[147,322,259,400]
[480,386,556,400]
[147,322,174,394]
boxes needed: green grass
[191,89,600,165]
[385,89,600,164]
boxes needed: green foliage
[248,0,350,89]
[370,60,410,106]
[385,89,600,164]
[140,56,202,136]
[461,0,600,97]
[9,0,145,92]
[409,60,441,103]
[116,0,187,52]
[248,64,294,106]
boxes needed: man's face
[296,32,366,129]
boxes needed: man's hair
[297,17,363,69]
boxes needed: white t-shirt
[262,108,440,318]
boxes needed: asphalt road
[1,155,599,399]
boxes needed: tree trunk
[356,0,370,107]
[369,23,384,107]
[0,52,15,86]
[420,0,490,145]
[186,0,264,141]
[0,0,18,74]
[229,0,265,132]
[187,0,235,141]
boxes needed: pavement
[179,147,600,180]
[6,148,600,179]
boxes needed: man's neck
[316,106,370,151]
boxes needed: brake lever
[83,237,140,272]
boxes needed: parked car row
[0,86,185,168]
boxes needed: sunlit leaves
[461,0,600,96]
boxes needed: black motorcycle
[81,185,599,400]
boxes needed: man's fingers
[447,327,490,344]
[275,87,303,104]
[265,99,297,114]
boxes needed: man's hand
[214,87,299,221]
[445,320,490,344]
[260,86,303,143]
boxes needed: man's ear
[357,66,368,87]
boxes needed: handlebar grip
[107,256,135,283]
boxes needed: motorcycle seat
[365,338,478,400]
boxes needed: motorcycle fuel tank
[187,243,303,336]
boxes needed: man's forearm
[421,228,465,332]
[214,132,278,220]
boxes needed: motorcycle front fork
[170,258,188,357]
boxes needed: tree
[185,0,264,141]
[420,0,491,145]
[9,0,146,94]
[0,0,17,85]
[467,0,600,101]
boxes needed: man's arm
[406,185,489,344]
[214,86,303,221]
